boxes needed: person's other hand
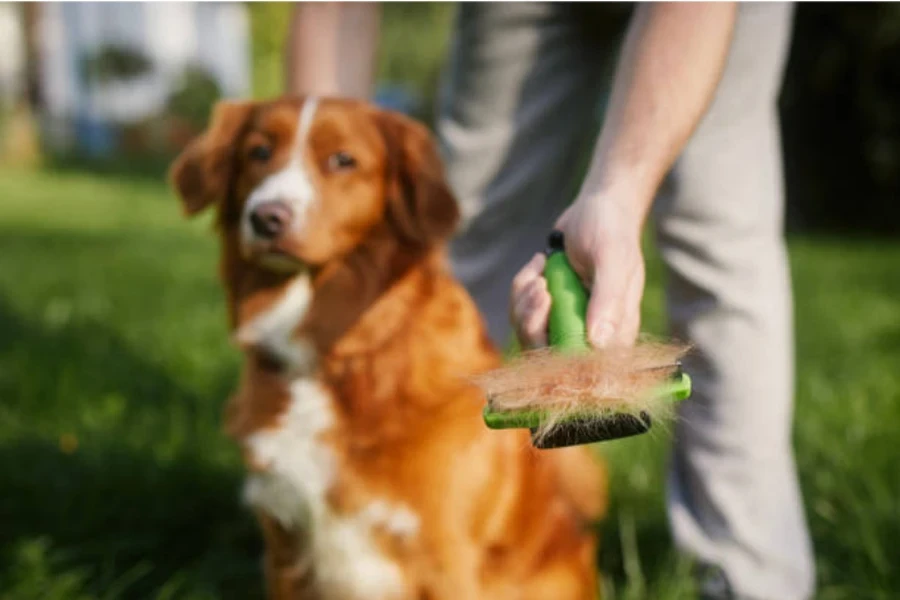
[509,198,645,350]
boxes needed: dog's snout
[250,202,292,240]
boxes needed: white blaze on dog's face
[238,98,319,271]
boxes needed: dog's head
[169,96,459,273]
[169,96,461,352]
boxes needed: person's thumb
[585,262,624,349]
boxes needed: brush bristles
[472,341,691,443]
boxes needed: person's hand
[509,197,645,350]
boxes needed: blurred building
[34,2,250,157]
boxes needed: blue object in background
[374,83,422,117]
[73,116,119,158]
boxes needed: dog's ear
[377,110,460,248]
[168,100,254,217]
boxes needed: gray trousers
[435,3,814,599]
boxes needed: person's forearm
[285,2,382,98]
[577,2,737,228]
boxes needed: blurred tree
[79,44,154,85]
[375,3,454,123]
[21,3,41,111]
[165,64,223,132]
[248,2,293,99]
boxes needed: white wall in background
[38,2,250,124]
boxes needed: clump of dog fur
[473,339,691,442]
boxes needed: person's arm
[284,2,382,98]
[511,2,737,349]
[578,1,737,223]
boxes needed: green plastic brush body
[481,230,692,448]
[544,241,591,352]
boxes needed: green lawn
[0,166,897,599]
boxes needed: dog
[169,96,607,599]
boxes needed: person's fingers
[510,253,546,296]
[509,239,644,349]
[509,253,548,347]
[522,287,551,348]
[512,276,546,319]
[512,276,550,348]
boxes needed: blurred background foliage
[780,2,900,233]
[248,2,292,101]
[245,2,900,235]
[5,2,899,234]
[79,44,155,85]
[164,64,224,134]
[248,1,454,123]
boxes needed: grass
[0,166,898,599]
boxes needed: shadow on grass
[0,439,263,600]
[0,295,263,599]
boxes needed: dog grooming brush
[476,231,692,449]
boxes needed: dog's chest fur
[237,275,419,599]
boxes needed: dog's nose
[249,202,292,240]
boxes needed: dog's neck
[221,220,447,365]
[222,232,497,444]
[301,223,440,357]
[320,251,444,360]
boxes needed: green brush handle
[544,231,591,352]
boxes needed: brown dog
[169,96,606,600]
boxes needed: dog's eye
[248,145,272,162]
[327,151,357,172]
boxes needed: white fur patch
[235,274,315,372]
[238,257,419,598]
[243,378,336,527]
[360,500,421,539]
[241,97,320,247]
[244,378,419,599]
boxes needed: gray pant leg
[436,3,613,347]
[655,4,815,599]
